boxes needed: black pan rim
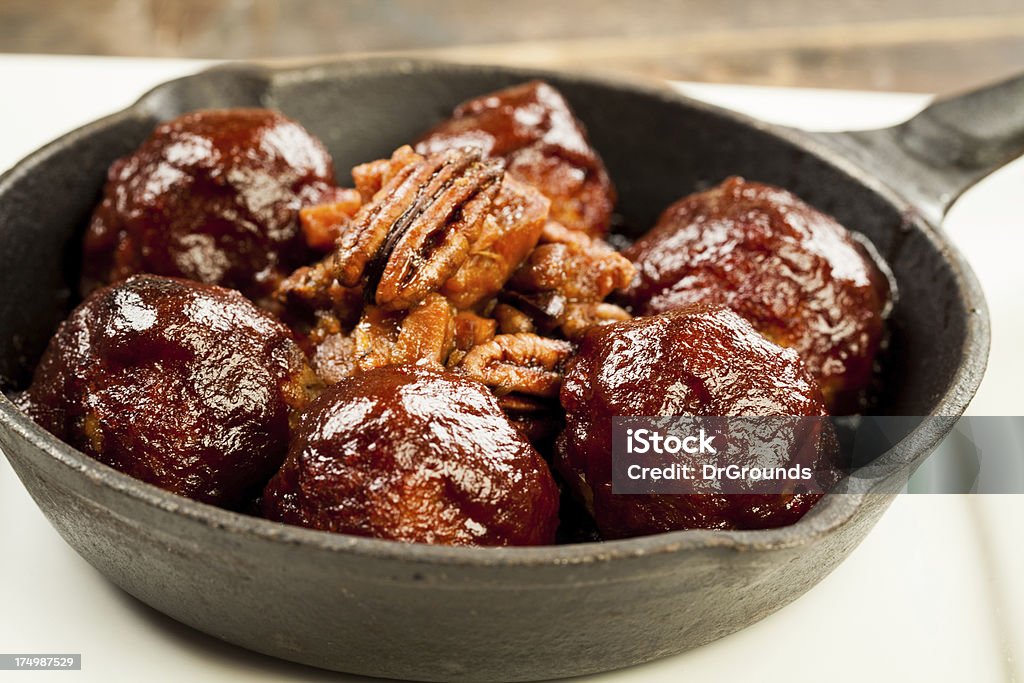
[0,57,991,567]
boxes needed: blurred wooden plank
[0,0,1022,92]
[387,15,1024,92]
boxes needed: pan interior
[0,63,970,446]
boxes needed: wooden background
[2,0,1023,93]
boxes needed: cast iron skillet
[0,59,1022,682]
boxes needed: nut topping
[454,333,574,398]
[337,146,504,310]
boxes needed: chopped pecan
[492,303,536,335]
[299,188,362,251]
[455,333,573,398]
[302,292,456,384]
[440,176,548,310]
[275,261,363,317]
[352,293,456,371]
[499,289,565,329]
[510,221,635,302]
[453,311,497,351]
[351,145,421,202]
[389,293,457,366]
[560,302,631,340]
[502,221,634,337]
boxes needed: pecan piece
[440,176,548,310]
[273,260,364,351]
[275,260,363,321]
[560,302,631,340]
[299,292,456,385]
[352,145,421,202]
[492,303,536,335]
[503,221,635,337]
[334,146,503,311]
[510,221,634,302]
[455,333,573,398]
[351,293,456,372]
[299,188,362,251]
[453,311,497,351]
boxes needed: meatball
[621,177,891,413]
[261,365,560,546]
[82,109,340,301]
[557,305,838,539]
[416,81,615,237]
[26,275,317,508]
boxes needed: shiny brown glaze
[416,81,615,236]
[82,109,339,301]
[261,365,560,546]
[34,96,883,546]
[557,305,836,539]
[26,275,317,508]
[621,177,891,412]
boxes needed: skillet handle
[820,73,1024,226]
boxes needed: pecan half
[334,146,504,311]
[455,333,574,398]
[440,176,548,310]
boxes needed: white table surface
[1,55,1022,682]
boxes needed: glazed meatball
[261,365,560,546]
[26,275,317,508]
[82,109,341,301]
[557,305,838,539]
[621,177,891,412]
[416,81,615,236]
